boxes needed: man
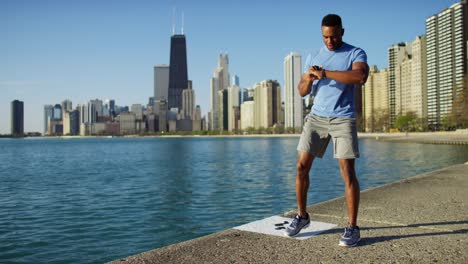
[285,14,368,247]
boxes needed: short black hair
[322,14,342,27]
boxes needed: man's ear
[342,28,345,37]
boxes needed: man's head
[321,14,344,51]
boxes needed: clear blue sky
[0,0,459,133]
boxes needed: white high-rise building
[210,69,221,129]
[218,54,230,89]
[79,103,90,136]
[182,81,195,120]
[395,51,412,116]
[388,43,412,126]
[63,111,71,135]
[227,85,240,131]
[410,35,427,119]
[241,101,254,129]
[210,53,230,130]
[363,66,389,132]
[284,52,303,129]
[426,1,467,129]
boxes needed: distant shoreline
[2,130,468,144]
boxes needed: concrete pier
[358,131,468,145]
[109,162,468,263]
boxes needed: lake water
[1,137,467,264]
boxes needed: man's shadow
[321,220,468,247]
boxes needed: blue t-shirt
[307,42,367,118]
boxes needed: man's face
[321,25,344,51]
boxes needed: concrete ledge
[109,163,468,263]
[358,132,468,145]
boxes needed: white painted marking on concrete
[233,215,337,240]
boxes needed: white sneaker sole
[284,222,310,237]
[338,237,361,247]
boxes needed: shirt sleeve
[353,48,367,63]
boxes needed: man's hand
[308,65,324,80]
[298,66,320,97]
[308,62,369,85]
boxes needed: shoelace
[343,227,353,238]
[289,216,301,229]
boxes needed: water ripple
[0,137,467,263]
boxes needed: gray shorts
[297,114,359,159]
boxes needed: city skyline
[1,0,460,133]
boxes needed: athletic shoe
[339,225,361,247]
[284,214,310,237]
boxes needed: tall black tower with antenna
[168,12,188,110]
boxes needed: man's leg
[338,159,360,226]
[288,114,330,237]
[296,151,315,218]
[285,151,315,237]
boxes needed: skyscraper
[168,34,188,110]
[210,69,222,130]
[194,105,202,121]
[227,85,240,131]
[410,35,427,120]
[44,105,54,135]
[87,101,97,124]
[182,80,195,120]
[218,54,230,88]
[52,104,62,121]
[62,99,73,113]
[89,99,103,118]
[109,99,115,117]
[231,75,240,86]
[253,80,282,129]
[241,101,254,130]
[426,1,467,129]
[80,104,89,124]
[131,104,143,120]
[388,43,412,127]
[104,99,116,117]
[395,49,412,116]
[218,89,228,131]
[155,65,170,101]
[11,100,24,136]
[63,111,71,135]
[159,100,168,132]
[79,104,89,136]
[363,66,389,132]
[284,52,303,129]
[69,110,80,135]
[210,53,229,130]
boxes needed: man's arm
[297,67,319,97]
[310,62,369,85]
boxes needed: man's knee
[296,162,306,175]
[296,156,313,179]
[339,159,358,183]
[339,159,355,172]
